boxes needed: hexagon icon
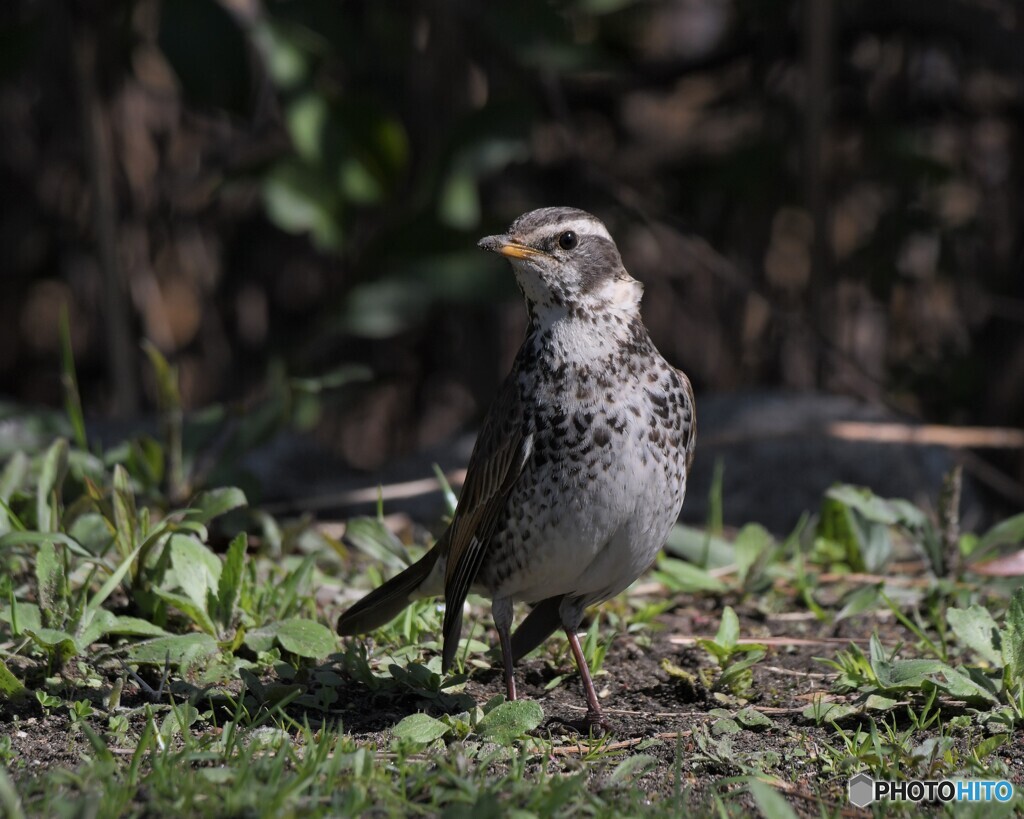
[848,773,874,808]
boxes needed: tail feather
[509,595,565,662]
[337,550,439,635]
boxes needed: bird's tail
[337,548,440,636]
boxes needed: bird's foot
[542,710,613,738]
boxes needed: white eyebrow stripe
[520,218,611,244]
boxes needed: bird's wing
[678,368,697,471]
[441,374,532,671]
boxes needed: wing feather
[441,376,531,671]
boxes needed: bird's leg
[565,627,612,735]
[493,598,517,701]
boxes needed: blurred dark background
[1,0,1022,525]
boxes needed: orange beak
[478,235,545,259]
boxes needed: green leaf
[0,658,27,699]
[59,304,87,451]
[653,556,727,593]
[274,618,337,659]
[81,542,143,628]
[475,700,543,743]
[826,485,926,528]
[0,451,28,535]
[188,487,248,524]
[802,700,858,723]
[392,712,450,745]
[734,524,772,585]
[1001,588,1024,684]
[345,517,410,570]
[75,608,118,651]
[168,533,222,612]
[0,602,41,634]
[978,513,1024,554]
[125,633,219,667]
[159,704,200,741]
[606,754,659,786]
[111,464,138,561]
[23,628,77,663]
[150,588,217,636]
[216,532,246,629]
[929,666,1000,704]
[714,606,740,650]
[836,584,882,621]
[286,93,327,163]
[35,539,66,628]
[749,781,800,819]
[106,616,172,638]
[0,530,91,558]
[36,438,69,531]
[664,524,734,568]
[947,605,1003,667]
[735,707,773,731]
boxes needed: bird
[337,207,696,733]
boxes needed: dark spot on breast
[593,427,610,446]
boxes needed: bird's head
[478,207,643,318]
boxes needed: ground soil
[5,602,1023,815]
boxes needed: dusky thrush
[337,207,696,732]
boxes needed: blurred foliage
[0,0,1021,479]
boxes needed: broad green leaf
[75,608,118,651]
[111,464,138,561]
[749,781,800,819]
[653,556,727,593]
[0,602,41,634]
[285,93,327,163]
[216,532,246,629]
[23,628,77,663]
[836,584,882,621]
[36,438,69,531]
[106,616,171,638]
[125,633,219,667]
[1003,588,1024,684]
[862,694,901,711]
[802,699,858,723]
[475,700,543,743]
[0,451,27,535]
[159,704,200,741]
[826,485,926,527]
[714,606,740,650]
[150,588,217,636]
[947,605,1002,667]
[978,513,1024,554]
[274,618,337,659]
[929,666,1000,704]
[188,487,248,524]
[392,712,450,745]
[0,658,27,699]
[242,627,277,654]
[606,754,659,786]
[169,533,221,611]
[734,524,772,585]
[735,707,773,730]
[664,524,734,568]
[35,540,67,629]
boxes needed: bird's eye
[558,231,578,251]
